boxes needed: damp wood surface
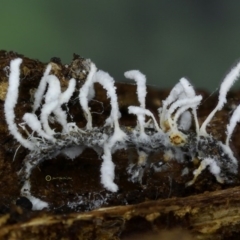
[0,51,240,239]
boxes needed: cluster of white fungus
[4,57,240,210]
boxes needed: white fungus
[160,81,184,130]
[159,78,201,135]
[79,62,97,130]
[21,180,49,210]
[124,70,147,108]
[22,113,54,141]
[226,104,240,146]
[170,95,202,133]
[94,70,128,191]
[100,144,118,192]
[179,77,196,98]
[40,75,61,135]
[179,78,200,134]
[60,78,76,104]
[4,58,35,150]
[200,61,240,136]
[186,157,223,187]
[128,106,161,133]
[178,111,192,131]
[40,75,76,135]
[94,70,123,135]
[33,64,51,112]
[5,56,240,207]
[40,100,59,135]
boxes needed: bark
[0,50,240,239]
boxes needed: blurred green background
[1,0,240,91]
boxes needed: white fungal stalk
[40,75,61,135]
[55,78,76,133]
[4,58,35,150]
[22,113,54,141]
[179,78,200,134]
[166,98,194,126]
[186,157,223,187]
[128,106,162,134]
[94,70,124,135]
[200,61,240,136]
[20,158,49,210]
[94,70,127,191]
[170,95,202,133]
[100,144,118,192]
[160,82,184,130]
[60,78,76,104]
[33,64,51,112]
[79,62,97,130]
[40,75,76,135]
[179,78,196,98]
[158,78,201,135]
[226,104,240,145]
[129,107,146,138]
[160,77,200,135]
[125,70,149,135]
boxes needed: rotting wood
[1,51,240,239]
[1,186,240,239]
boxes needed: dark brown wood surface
[1,51,240,239]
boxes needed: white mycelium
[124,70,147,109]
[33,64,52,112]
[4,57,240,210]
[200,61,240,136]
[226,104,240,146]
[94,70,127,192]
[4,59,35,150]
[79,62,97,130]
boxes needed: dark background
[1,1,240,91]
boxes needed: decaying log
[1,50,240,239]
[1,186,240,239]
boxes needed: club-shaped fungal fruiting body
[3,57,240,210]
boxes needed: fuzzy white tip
[179,77,196,98]
[200,61,240,135]
[226,104,240,145]
[100,147,118,192]
[124,70,147,109]
[219,62,240,109]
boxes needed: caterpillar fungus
[4,55,240,210]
